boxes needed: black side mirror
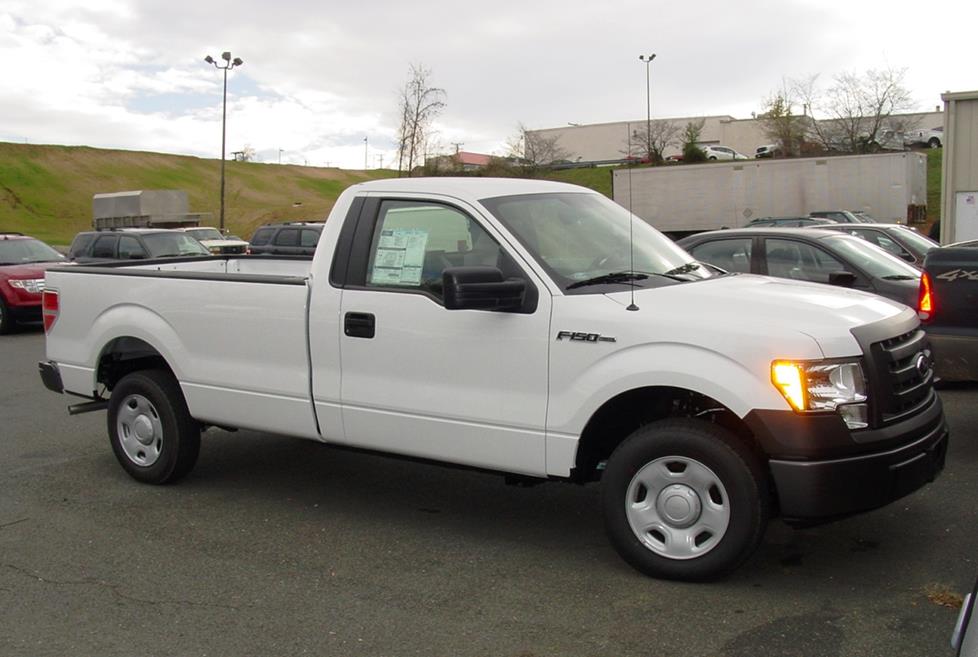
[828,271,857,288]
[443,266,525,312]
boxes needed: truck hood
[604,273,914,358]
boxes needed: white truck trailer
[613,152,928,235]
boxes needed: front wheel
[601,419,770,581]
[928,137,941,149]
[107,369,200,484]
[0,296,13,334]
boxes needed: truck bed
[45,256,319,439]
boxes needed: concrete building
[527,110,945,163]
[940,90,978,243]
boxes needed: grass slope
[0,142,395,244]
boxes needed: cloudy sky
[1,0,975,169]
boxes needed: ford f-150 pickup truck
[38,178,949,581]
[919,242,978,381]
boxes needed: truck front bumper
[747,394,949,524]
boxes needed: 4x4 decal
[936,269,978,282]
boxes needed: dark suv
[68,229,209,263]
[248,222,324,256]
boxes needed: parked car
[67,229,210,263]
[818,223,939,267]
[904,126,944,149]
[919,243,978,382]
[746,216,835,228]
[248,222,325,256]
[754,144,780,159]
[810,210,869,224]
[175,227,249,255]
[678,227,921,306]
[39,178,948,582]
[0,232,66,333]
[701,145,750,161]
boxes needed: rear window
[68,233,96,259]
[250,228,274,246]
[300,228,321,248]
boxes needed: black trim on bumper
[770,416,948,523]
[38,361,64,394]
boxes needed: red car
[0,232,66,333]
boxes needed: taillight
[42,289,59,333]
[917,272,934,321]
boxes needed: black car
[816,223,939,267]
[745,216,835,228]
[677,227,921,306]
[248,222,324,256]
[68,229,210,263]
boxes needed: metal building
[940,90,978,243]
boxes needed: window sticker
[370,228,429,286]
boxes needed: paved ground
[1,328,975,657]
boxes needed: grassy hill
[0,142,396,244]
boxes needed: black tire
[928,137,941,149]
[0,295,15,334]
[107,369,200,484]
[602,418,770,581]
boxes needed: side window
[366,200,506,298]
[689,238,752,273]
[300,229,320,248]
[765,239,848,283]
[91,235,118,259]
[853,230,910,259]
[251,228,273,246]
[118,235,147,259]
[274,228,300,247]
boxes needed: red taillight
[917,272,934,321]
[42,289,59,333]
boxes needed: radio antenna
[625,123,639,311]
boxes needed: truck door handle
[344,312,375,339]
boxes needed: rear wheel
[928,137,941,149]
[602,419,770,581]
[107,369,200,484]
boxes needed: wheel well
[97,337,173,392]
[572,386,759,483]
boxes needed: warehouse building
[940,90,978,243]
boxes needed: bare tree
[396,64,446,176]
[626,119,680,163]
[793,68,916,153]
[507,123,569,168]
[681,118,707,162]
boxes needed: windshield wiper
[663,262,702,276]
[881,274,917,280]
[566,271,649,290]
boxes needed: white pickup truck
[39,178,949,581]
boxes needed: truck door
[334,197,551,476]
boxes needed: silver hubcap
[116,394,163,466]
[625,456,730,560]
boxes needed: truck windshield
[480,192,715,289]
[187,228,224,241]
[142,233,210,257]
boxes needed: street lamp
[204,51,244,233]
[639,53,656,161]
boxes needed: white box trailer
[92,190,211,229]
[612,152,927,235]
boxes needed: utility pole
[364,137,368,169]
[376,154,384,169]
[452,142,464,155]
[278,148,284,164]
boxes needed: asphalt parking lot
[1,328,976,657]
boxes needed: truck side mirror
[828,271,857,288]
[442,266,526,312]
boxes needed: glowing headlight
[771,360,868,429]
[9,278,44,294]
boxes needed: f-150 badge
[556,331,616,343]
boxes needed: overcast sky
[1,0,975,169]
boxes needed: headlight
[9,278,44,294]
[771,360,868,429]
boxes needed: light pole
[639,53,656,161]
[204,51,243,233]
